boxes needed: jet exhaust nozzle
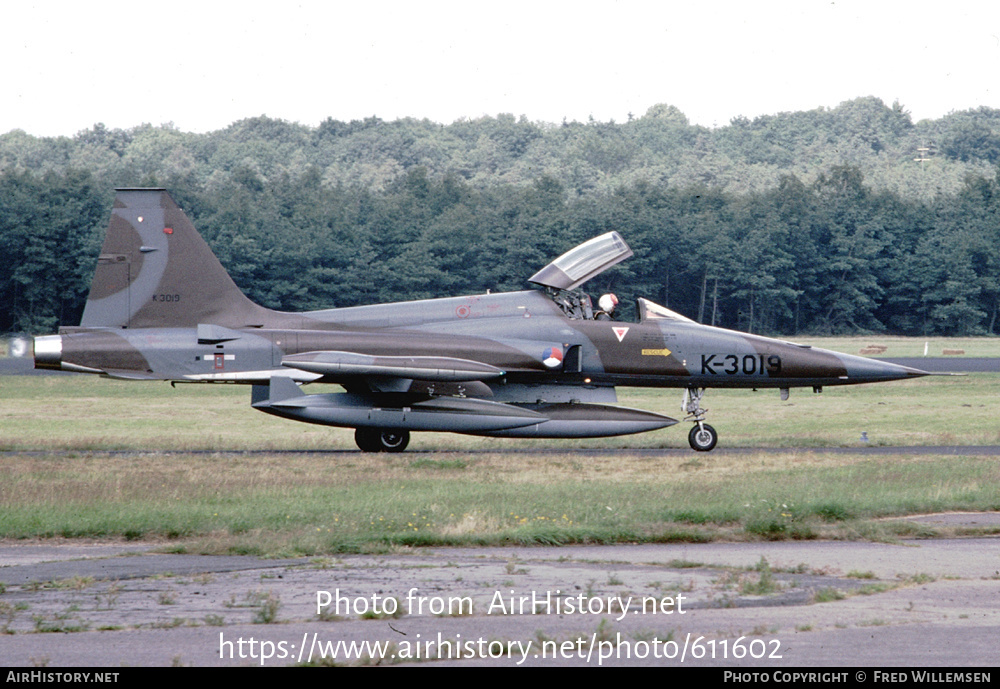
[32,335,62,371]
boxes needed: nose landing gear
[682,388,718,452]
[688,422,718,452]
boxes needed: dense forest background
[2,96,999,336]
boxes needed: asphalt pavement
[0,530,997,667]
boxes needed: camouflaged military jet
[32,188,932,452]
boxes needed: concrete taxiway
[0,524,997,667]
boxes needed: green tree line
[2,98,999,336]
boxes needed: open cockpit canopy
[530,233,695,324]
[528,232,633,291]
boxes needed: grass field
[0,371,995,451]
[1,446,998,555]
[0,444,1000,556]
[789,335,1000,358]
[1,339,997,554]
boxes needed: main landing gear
[682,388,717,452]
[355,428,410,453]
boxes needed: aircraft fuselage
[40,289,920,390]
[30,189,931,451]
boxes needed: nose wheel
[682,388,718,452]
[688,423,718,452]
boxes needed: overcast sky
[3,0,998,137]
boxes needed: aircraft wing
[254,375,677,438]
[272,349,678,439]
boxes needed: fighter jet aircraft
[32,188,931,452]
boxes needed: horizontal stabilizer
[282,350,505,382]
[101,369,168,381]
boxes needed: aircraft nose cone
[837,353,930,382]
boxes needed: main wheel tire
[688,423,718,452]
[376,429,410,452]
[355,428,410,453]
[355,428,380,452]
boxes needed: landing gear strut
[355,428,410,453]
[682,388,718,452]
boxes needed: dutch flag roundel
[542,347,564,368]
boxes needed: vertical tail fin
[80,188,274,329]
